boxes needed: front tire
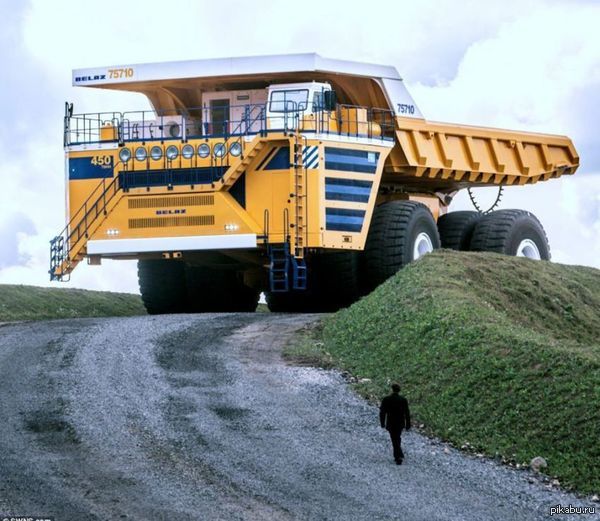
[362,200,440,293]
[138,259,188,315]
[138,260,260,314]
[185,265,260,312]
[470,209,550,260]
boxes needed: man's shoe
[395,459,403,465]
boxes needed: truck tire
[362,200,440,293]
[470,209,550,260]
[185,265,260,312]
[265,251,360,312]
[138,259,188,315]
[437,211,481,250]
[312,251,361,311]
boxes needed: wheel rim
[413,232,434,260]
[516,239,541,260]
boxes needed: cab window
[313,91,324,111]
[269,89,309,112]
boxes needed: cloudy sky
[0,0,598,294]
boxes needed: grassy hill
[0,284,146,322]
[286,250,600,495]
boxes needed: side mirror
[323,90,337,111]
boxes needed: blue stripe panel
[69,156,114,180]
[264,146,290,170]
[325,208,366,232]
[325,177,373,203]
[324,147,379,174]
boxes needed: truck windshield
[269,89,309,112]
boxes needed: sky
[0,0,598,294]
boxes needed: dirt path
[0,315,596,520]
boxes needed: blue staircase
[291,256,307,290]
[268,244,307,292]
[268,244,290,292]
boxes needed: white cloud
[410,1,600,268]
[0,0,598,293]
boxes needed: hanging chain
[468,185,504,214]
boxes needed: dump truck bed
[385,117,578,191]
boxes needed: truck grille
[128,215,215,229]
[128,195,214,209]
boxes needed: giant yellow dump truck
[50,54,579,312]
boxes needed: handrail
[63,101,394,146]
[57,172,122,256]
[50,170,123,280]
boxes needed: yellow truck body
[50,54,578,312]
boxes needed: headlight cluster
[135,147,147,161]
[166,145,179,160]
[150,146,162,160]
[118,148,131,163]
[119,142,244,162]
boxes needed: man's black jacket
[379,393,411,431]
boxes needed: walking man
[379,383,411,465]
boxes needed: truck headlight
[119,148,131,163]
[214,143,226,158]
[166,145,179,160]
[135,147,147,161]
[198,143,210,158]
[182,144,194,159]
[150,146,162,161]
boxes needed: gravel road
[0,315,597,521]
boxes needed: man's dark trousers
[388,427,404,462]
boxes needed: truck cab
[266,82,332,130]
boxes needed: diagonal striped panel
[303,146,319,169]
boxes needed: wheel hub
[413,232,434,260]
[516,239,541,260]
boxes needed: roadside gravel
[0,315,597,520]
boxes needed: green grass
[0,284,146,322]
[285,250,600,495]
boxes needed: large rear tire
[138,259,188,315]
[265,251,361,312]
[470,209,550,260]
[437,211,481,250]
[362,200,440,293]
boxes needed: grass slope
[0,284,146,321]
[288,250,600,495]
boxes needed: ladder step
[291,257,307,290]
[268,244,290,293]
